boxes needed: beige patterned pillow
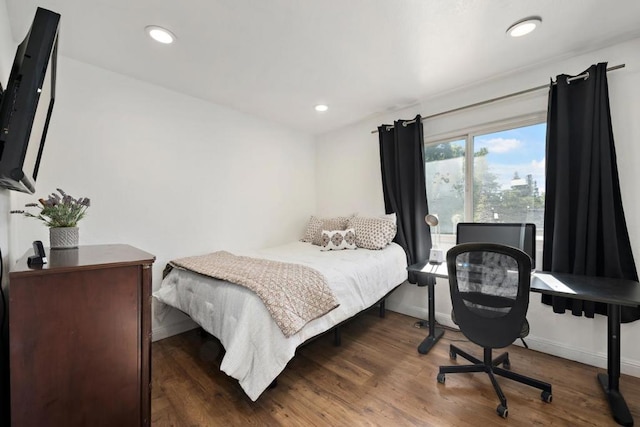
[347,216,397,250]
[301,216,323,242]
[382,212,397,224]
[301,215,353,245]
[320,228,357,251]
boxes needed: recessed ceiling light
[315,104,328,112]
[506,17,542,38]
[145,25,176,44]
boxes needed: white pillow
[320,228,357,251]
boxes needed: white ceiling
[5,0,640,135]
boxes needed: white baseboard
[152,318,199,342]
[385,300,428,323]
[385,304,640,378]
[524,335,640,378]
[385,300,458,330]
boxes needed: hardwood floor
[151,310,640,426]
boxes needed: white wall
[5,54,317,340]
[0,1,12,100]
[316,37,640,377]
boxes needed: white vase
[49,226,79,249]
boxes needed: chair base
[438,344,552,418]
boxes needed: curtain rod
[370,63,625,134]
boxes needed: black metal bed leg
[379,299,386,318]
[334,326,341,346]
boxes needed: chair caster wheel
[449,350,457,360]
[497,404,508,418]
[437,373,446,384]
[541,391,553,403]
[503,359,511,370]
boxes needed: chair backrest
[456,222,536,270]
[446,242,532,349]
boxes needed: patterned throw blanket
[170,251,339,337]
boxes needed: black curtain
[543,62,640,323]
[379,115,433,284]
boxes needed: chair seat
[451,309,530,339]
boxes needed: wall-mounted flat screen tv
[0,7,60,194]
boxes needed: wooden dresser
[9,244,155,427]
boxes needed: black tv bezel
[0,7,60,194]
[455,222,537,266]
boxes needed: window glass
[424,121,546,236]
[424,140,465,234]
[473,123,546,232]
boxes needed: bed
[153,239,408,401]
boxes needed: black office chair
[437,243,552,419]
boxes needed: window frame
[424,111,547,239]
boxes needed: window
[424,117,546,236]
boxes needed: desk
[531,272,640,427]
[407,260,640,427]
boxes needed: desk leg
[597,303,633,427]
[417,279,444,355]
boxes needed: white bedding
[153,241,408,401]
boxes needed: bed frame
[154,242,407,401]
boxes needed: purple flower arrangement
[11,188,91,228]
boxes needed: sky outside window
[474,123,546,193]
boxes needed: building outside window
[424,117,546,237]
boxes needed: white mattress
[153,241,408,401]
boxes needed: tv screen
[456,222,536,267]
[0,7,60,194]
